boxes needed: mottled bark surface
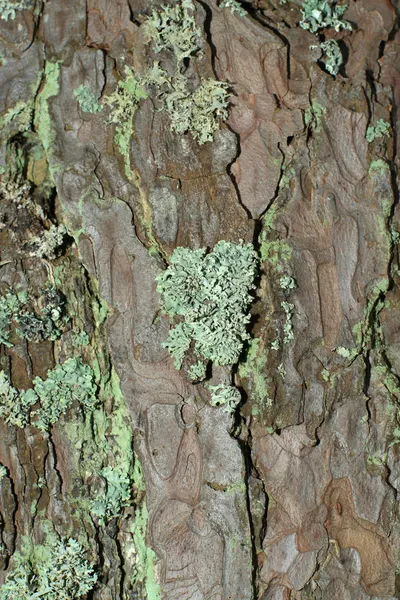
[0,0,400,599]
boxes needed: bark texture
[0,0,400,599]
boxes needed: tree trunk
[0,0,399,599]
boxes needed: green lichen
[28,224,66,260]
[299,0,351,33]
[0,464,6,481]
[143,0,229,145]
[156,240,258,369]
[0,538,97,600]
[280,166,295,190]
[131,461,161,599]
[143,0,201,66]
[90,466,132,525]
[34,61,61,179]
[279,275,296,290]
[281,301,295,344]
[0,357,97,430]
[0,101,32,132]
[103,67,147,180]
[32,357,98,431]
[219,0,247,16]
[14,285,69,343]
[187,360,207,381]
[366,119,391,143]
[0,0,32,20]
[0,371,37,428]
[366,452,387,467]
[0,290,27,347]
[156,72,230,145]
[72,330,90,347]
[238,338,272,407]
[73,85,103,113]
[304,101,326,133]
[259,206,292,272]
[277,363,286,379]
[369,159,389,177]
[206,383,242,414]
[320,39,343,76]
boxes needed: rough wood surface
[0,0,399,599]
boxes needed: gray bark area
[1,0,400,599]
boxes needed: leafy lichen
[103,67,147,179]
[156,73,230,145]
[219,0,247,16]
[299,0,351,33]
[0,371,37,427]
[187,360,207,381]
[320,39,343,76]
[143,0,230,145]
[143,0,201,66]
[366,119,391,143]
[0,290,27,347]
[0,357,97,431]
[369,159,390,177]
[156,241,258,370]
[90,466,132,525]
[0,538,97,600]
[206,383,242,414]
[206,383,242,415]
[0,0,32,21]
[304,101,326,133]
[28,224,67,260]
[34,62,60,176]
[73,85,103,114]
[281,301,295,344]
[32,357,98,431]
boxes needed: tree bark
[0,0,399,599]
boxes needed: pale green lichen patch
[0,284,69,346]
[366,119,391,143]
[0,0,32,20]
[0,538,97,600]
[32,357,98,431]
[369,159,389,177]
[0,357,97,430]
[187,360,207,381]
[0,371,37,428]
[0,290,27,347]
[103,67,147,179]
[238,338,272,407]
[0,101,33,132]
[299,0,351,33]
[206,383,242,414]
[34,61,60,178]
[219,0,247,16]
[156,241,258,370]
[0,463,6,481]
[304,101,326,132]
[73,85,103,113]
[28,223,67,260]
[162,74,229,145]
[90,466,132,525]
[259,207,292,272]
[71,330,90,347]
[281,301,295,344]
[143,0,201,66]
[320,39,343,76]
[143,0,230,145]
